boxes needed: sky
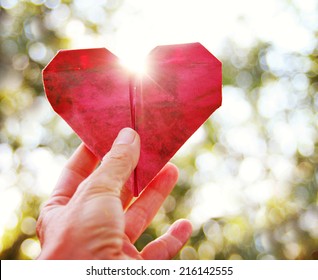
[68,0,316,67]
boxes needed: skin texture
[36,128,192,260]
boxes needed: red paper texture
[43,43,222,196]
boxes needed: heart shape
[43,43,222,196]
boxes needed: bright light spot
[106,0,121,10]
[245,179,275,204]
[180,246,198,260]
[272,122,297,156]
[176,127,206,157]
[119,55,148,75]
[6,213,18,230]
[44,0,61,9]
[31,0,45,5]
[223,223,244,244]
[213,86,252,127]
[0,0,18,9]
[0,188,22,234]
[299,206,318,238]
[229,254,243,260]
[225,125,267,157]
[236,71,253,89]
[292,73,309,91]
[202,220,224,252]
[258,254,276,260]
[23,148,66,195]
[190,181,243,227]
[28,42,47,62]
[198,241,215,259]
[73,0,92,10]
[0,170,16,190]
[284,242,301,259]
[56,119,74,137]
[257,81,292,119]
[44,4,70,30]
[239,157,264,183]
[65,19,85,37]
[293,0,318,13]
[12,54,29,71]
[21,217,37,235]
[20,239,41,259]
[195,152,218,173]
[87,5,108,25]
[0,144,13,172]
[114,14,150,75]
[267,155,295,182]
[20,120,44,148]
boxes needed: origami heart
[43,43,222,196]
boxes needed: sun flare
[119,53,148,75]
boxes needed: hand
[36,128,192,259]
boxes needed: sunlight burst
[119,53,148,75]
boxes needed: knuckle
[106,145,134,172]
[109,145,133,161]
[80,177,121,197]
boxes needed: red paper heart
[43,43,222,196]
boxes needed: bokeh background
[1,0,318,260]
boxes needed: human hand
[36,128,192,259]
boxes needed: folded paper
[43,42,222,196]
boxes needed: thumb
[76,128,140,199]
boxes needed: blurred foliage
[1,0,318,260]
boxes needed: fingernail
[114,128,136,145]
